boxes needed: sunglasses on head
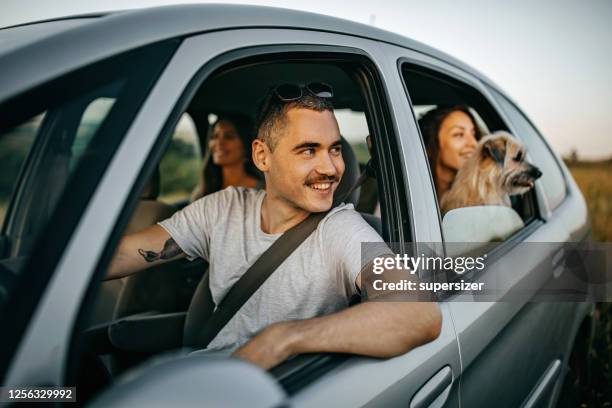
[273,82,334,101]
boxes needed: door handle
[552,248,565,278]
[410,366,453,408]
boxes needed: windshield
[0,80,124,307]
[0,41,179,327]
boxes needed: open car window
[72,47,408,404]
[489,87,568,212]
[400,63,540,246]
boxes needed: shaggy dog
[440,131,542,214]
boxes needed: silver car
[0,4,593,407]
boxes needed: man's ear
[252,138,271,171]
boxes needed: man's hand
[231,322,295,370]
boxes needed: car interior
[71,56,390,403]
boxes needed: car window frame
[67,40,411,395]
[396,56,547,284]
[398,60,543,226]
[486,85,569,216]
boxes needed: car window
[0,80,127,253]
[401,63,538,244]
[70,97,116,171]
[0,96,117,230]
[0,41,178,352]
[335,108,370,163]
[75,52,408,401]
[490,88,567,211]
[335,108,379,214]
[158,112,202,205]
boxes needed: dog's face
[478,131,542,195]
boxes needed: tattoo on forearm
[138,238,183,263]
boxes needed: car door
[382,42,592,407]
[50,27,462,407]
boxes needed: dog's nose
[529,165,542,179]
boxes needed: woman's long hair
[192,113,261,200]
[418,105,483,186]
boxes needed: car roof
[0,4,503,104]
[0,18,97,55]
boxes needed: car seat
[87,168,175,326]
[113,167,201,320]
[124,168,175,234]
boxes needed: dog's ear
[482,139,505,165]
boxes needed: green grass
[568,160,612,242]
[564,160,612,407]
[158,137,201,203]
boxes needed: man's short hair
[255,89,334,151]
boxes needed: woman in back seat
[191,113,263,200]
[419,106,483,201]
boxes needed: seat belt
[192,211,328,348]
[193,150,377,349]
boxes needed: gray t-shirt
[159,186,387,352]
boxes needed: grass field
[565,159,611,407]
[568,160,612,242]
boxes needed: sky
[3,0,612,160]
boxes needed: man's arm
[106,224,186,280]
[233,297,441,370]
[233,262,441,369]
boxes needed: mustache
[305,175,340,184]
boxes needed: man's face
[265,108,345,213]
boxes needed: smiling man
[107,85,441,369]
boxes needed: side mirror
[442,206,524,256]
[90,354,287,407]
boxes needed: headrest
[442,205,524,257]
[333,137,361,206]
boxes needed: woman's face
[209,120,246,166]
[437,110,478,171]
